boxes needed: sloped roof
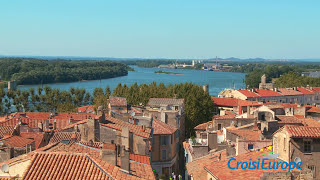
[238,90,260,98]
[227,129,261,141]
[0,112,94,131]
[77,105,95,113]
[20,132,44,149]
[152,119,177,135]
[0,126,15,138]
[22,152,114,180]
[278,88,303,96]
[204,147,293,180]
[194,121,212,130]
[100,116,151,138]
[276,115,303,124]
[283,125,320,138]
[297,87,315,95]
[186,150,227,180]
[307,106,320,113]
[211,97,261,107]
[37,142,154,180]
[255,89,283,97]
[110,96,127,107]
[147,98,184,106]
[49,132,81,144]
[2,135,35,148]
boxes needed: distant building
[302,71,320,78]
[259,74,274,89]
[8,80,17,91]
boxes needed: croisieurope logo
[228,146,302,172]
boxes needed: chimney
[253,119,259,131]
[121,127,130,150]
[44,119,49,131]
[38,122,43,131]
[120,145,130,173]
[53,119,57,130]
[88,118,100,142]
[220,110,226,116]
[80,123,89,142]
[71,133,78,142]
[160,111,166,123]
[100,142,117,166]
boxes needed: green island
[155,70,183,75]
[0,58,133,85]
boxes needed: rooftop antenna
[1,164,9,174]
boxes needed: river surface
[18,66,246,96]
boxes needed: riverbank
[155,70,183,75]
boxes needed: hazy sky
[0,0,319,59]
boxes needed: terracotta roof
[283,125,320,138]
[130,154,151,165]
[22,152,114,180]
[276,115,303,124]
[147,98,184,106]
[213,111,236,120]
[255,89,283,97]
[38,142,154,180]
[278,88,303,96]
[194,121,212,130]
[297,87,315,95]
[110,96,127,107]
[0,112,94,131]
[186,150,227,180]
[49,132,81,144]
[77,105,95,113]
[227,129,261,141]
[152,119,177,135]
[307,106,320,113]
[238,90,260,98]
[58,119,89,131]
[204,147,291,180]
[310,87,320,93]
[0,126,15,138]
[100,116,151,138]
[2,135,35,148]
[211,97,261,107]
[20,132,44,149]
[301,118,320,127]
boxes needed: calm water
[18,66,246,96]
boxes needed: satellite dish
[294,157,302,163]
[1,164,9,173]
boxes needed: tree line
[0,58,132,85]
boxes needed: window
[308,165,316,178]
[161,136,169,145]
[175,106,179,111]
[248,144,254,150]
[218,124,222,130]
[261,114,266,121]
[304,140,312,153]
[161,149,167,160]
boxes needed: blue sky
[0,0,319,59]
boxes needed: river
[18,66,246,96]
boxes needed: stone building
[273,125,320,179]
[259,74,274,89]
